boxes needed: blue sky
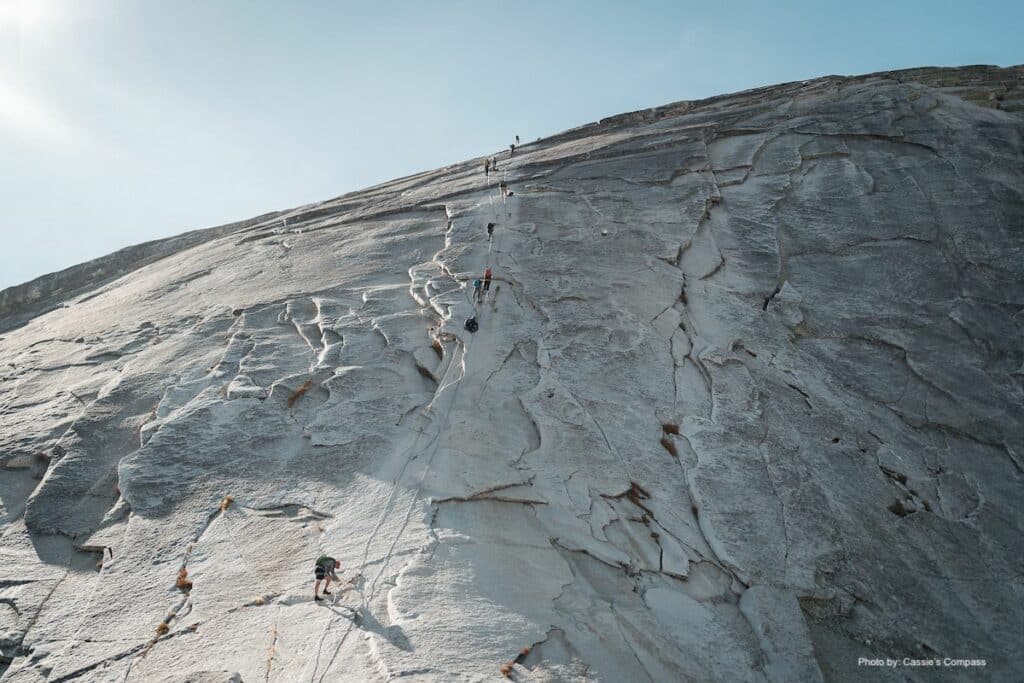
[1,0,1021,289]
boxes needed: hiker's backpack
[465,317,479,333]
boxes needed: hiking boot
[315,595,323,602]
[323,589,332,595]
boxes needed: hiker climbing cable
[483,266,493,293]
[484,158,490,176]
[509,143,515,156]
[515,135,520,145]
[314,555,341,601]
[472,277,483,303]
[487,223,495,241]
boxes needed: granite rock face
[1,65,1022,681]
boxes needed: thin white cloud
[0,78,73,141]
[653,27,703,74]
[0,0,64,33]
[0,0,87,143]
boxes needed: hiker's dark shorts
[315,565,326,580]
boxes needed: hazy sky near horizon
[1,0,1021,289]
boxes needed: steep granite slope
[1,65,1022,681]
